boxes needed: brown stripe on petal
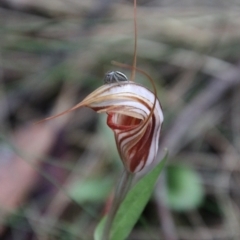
[116,101,151,146]
[128,122,153,172]
[85,82,163,173]
[107,104,158,173]
[107,110,142,131]
[128,109,158,172]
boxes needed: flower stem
[101,170,134,240]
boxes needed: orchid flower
[40,76,164,173]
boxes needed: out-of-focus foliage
[163,164,204,211]
[1,0,240,239]
[70,177,113,204]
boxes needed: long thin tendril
[35,101,85,124]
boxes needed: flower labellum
[38,80,163,173]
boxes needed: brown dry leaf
[0,85,77,235]
[0,124,55,234]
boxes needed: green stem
[101,170,134,240]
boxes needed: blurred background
[1,0,240,239]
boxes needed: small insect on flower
[104,71,128,84]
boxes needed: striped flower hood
[39,81,163,173]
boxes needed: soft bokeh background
[1,0,240,239]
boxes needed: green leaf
[94,152,167,240]
[94,217,107,240]
[163,164,204,211]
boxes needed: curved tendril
[111,61,157,130]
[35,102,85,125]
[130,0,137,82]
